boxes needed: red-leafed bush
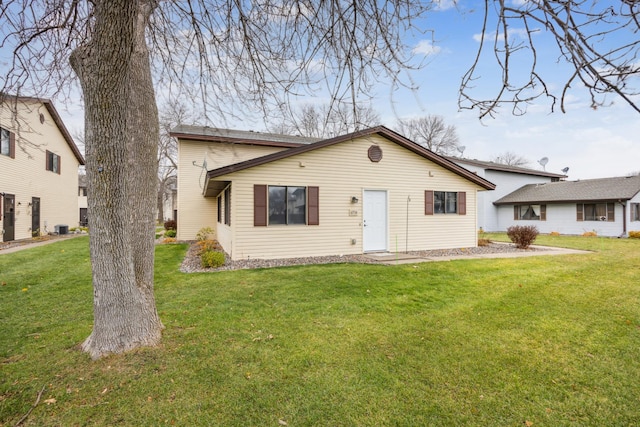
[506,225,539,249]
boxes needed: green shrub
[629,231,640,239]
[164,220,177,231]
[506,225,539,249]
[196,227,215,241]
[201,250,225,268]
[164,229,177,238]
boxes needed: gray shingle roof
[494,175,640,205]
[171,125,320,146]
[445,156,566,179]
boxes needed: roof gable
[1,94,85,165]
[204,125,495,190]
[494,175,640,204]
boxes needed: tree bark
[70,0,162,360]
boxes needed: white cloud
[413,39,441,56]
[473,27,535,43]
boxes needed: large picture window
[269,186,306,225]
[576,203,614,222]
[514,204,546,221]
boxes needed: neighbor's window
[434,191,458,214]
[1,127,13,157]
[514,204,546,221]
[630,203,640,222]
[577,203,614,222]
[46,150,61,174]
[269,186,306,225]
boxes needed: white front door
[363,190,387,252]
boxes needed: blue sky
[364,2,640,180]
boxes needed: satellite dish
[561,167,569,174]
[538,157,549,170]
[456,146,466,157]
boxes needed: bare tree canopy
[267,103,380,138]
[396,115,460,155]
[491,151,530,167]
[0,0,431,359]
[461,0,640,118]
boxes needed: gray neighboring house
[445,157,566,232]
[493,175,640,237]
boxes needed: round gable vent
[368,145,382,162]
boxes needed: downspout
[619,200,627,237]
[406,195,411,253]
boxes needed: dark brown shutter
[9,131,15,159]
[308,186,319,225]
[46,150,51,171]
[541,205,547,221]
[58,154,61,174]
[458,192,466,215]
[607,203,615,221]
[424,191,434,215]
[576,204,583,221]
[514,206,519,220]
[254,184,267,226]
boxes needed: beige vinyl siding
[177,139,288,240]
[1,100,80,240]
[216,134,481,260]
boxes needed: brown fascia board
[206,125,496,190]
[2,94,85,165]
[170,131,308,148]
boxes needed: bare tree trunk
[70,0,162,359]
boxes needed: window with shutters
[46,150,61,174]
[1,127,15,158]
[254,185,319,226]
[425,191,466,215]
[576,203,614,222]
[514,204,546,221]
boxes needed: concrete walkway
[0,233,86,255]
[362,244,590,265]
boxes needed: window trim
[0,127,15,159]
[46,150,61,174]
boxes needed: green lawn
[1,235,639,426]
